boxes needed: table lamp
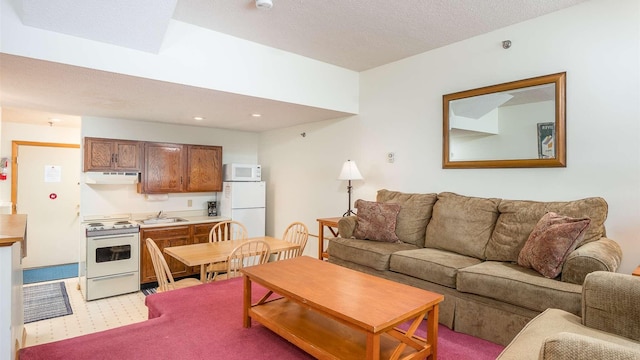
[338,160,363,216]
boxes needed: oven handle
[91,273,136,281]
[88,234,138,240]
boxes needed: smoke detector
[256,0,273,10]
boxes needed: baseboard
[23,263,78,284]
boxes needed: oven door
[86,233,139,278]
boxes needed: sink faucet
[157,210,164,218]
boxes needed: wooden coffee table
[241,256,444,359]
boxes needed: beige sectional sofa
[327,190,622,345]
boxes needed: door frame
[11,141,80,214]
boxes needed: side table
[317,217,341,260]
[633,266,640,277]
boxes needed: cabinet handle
[114,154,118,163]
[111,154,115,163]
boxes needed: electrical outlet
[187,199,192,207]
[387,152,395,163]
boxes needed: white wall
[259,0,640,273]
[0,0,359,114]
[81,117,259,217]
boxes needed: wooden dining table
[163,236,300,282]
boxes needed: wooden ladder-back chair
[145,238,202,292]
[205,220,249,282]
[278,222,309,260]
[224,240,271,279]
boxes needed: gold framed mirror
[443,72,566,168]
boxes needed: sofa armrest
[582,271,640,341]
[561,237,622,285]
[539,332,640,360]
[337,216,357,238]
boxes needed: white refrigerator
[220,181,266,238]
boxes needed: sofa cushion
[327,237,418,271]
[518,212,591,279]
[353,199,401,242]
[424,192,500,259]
[486,197,608,262]
[390,248,482,288]
[376,189,438,247]
[457,261,582,315]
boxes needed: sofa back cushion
[376,189,437,247]
[424,192,500,259]
[485,197,608,262]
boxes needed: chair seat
[159,278,203,292]
[206,261,228,273]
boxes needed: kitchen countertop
[0,214,27,247]
[134,214,231,229]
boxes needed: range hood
[84,172,139,185]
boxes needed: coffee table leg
[365,333,381,360]
[243,276,252,328]
[427,305,439,359]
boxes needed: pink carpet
[20,277,504,359]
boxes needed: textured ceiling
[172,0,587,71]
[1,0,588,130]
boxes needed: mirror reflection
[443,72,566,168]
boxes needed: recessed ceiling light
[251,113,262,118]
[193,116,204,121]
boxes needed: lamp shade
[338,160,363,180]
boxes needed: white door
[16,144,81,268]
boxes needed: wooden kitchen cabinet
[140,222,219,284]
[84,137,142,171]
[140,225,191,284]
[139,142,223,194]
[140,142,185,194]
[186,145,223,192]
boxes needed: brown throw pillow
[353,199,401,243]
[518,212,591,279]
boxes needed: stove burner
[87,222,104,227]
[115,221,132,225]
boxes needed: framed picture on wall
[537,122,555,159]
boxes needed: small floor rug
[23,282,73,324]
[140,287,156,296]
[23,263,78,284]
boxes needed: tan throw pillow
[353,199,401,243]
[518,212,591,279]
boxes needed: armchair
[498,271,640,359]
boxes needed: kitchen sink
[137,217,188,225]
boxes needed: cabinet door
[113,141,141,170]
[143,143,185,193]
[84,138,114,171]
[140,226,191,284]
[84,137,141,171]
[186,145,223,192]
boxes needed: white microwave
[223,163,262,181]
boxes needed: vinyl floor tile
[23,278,148,347]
